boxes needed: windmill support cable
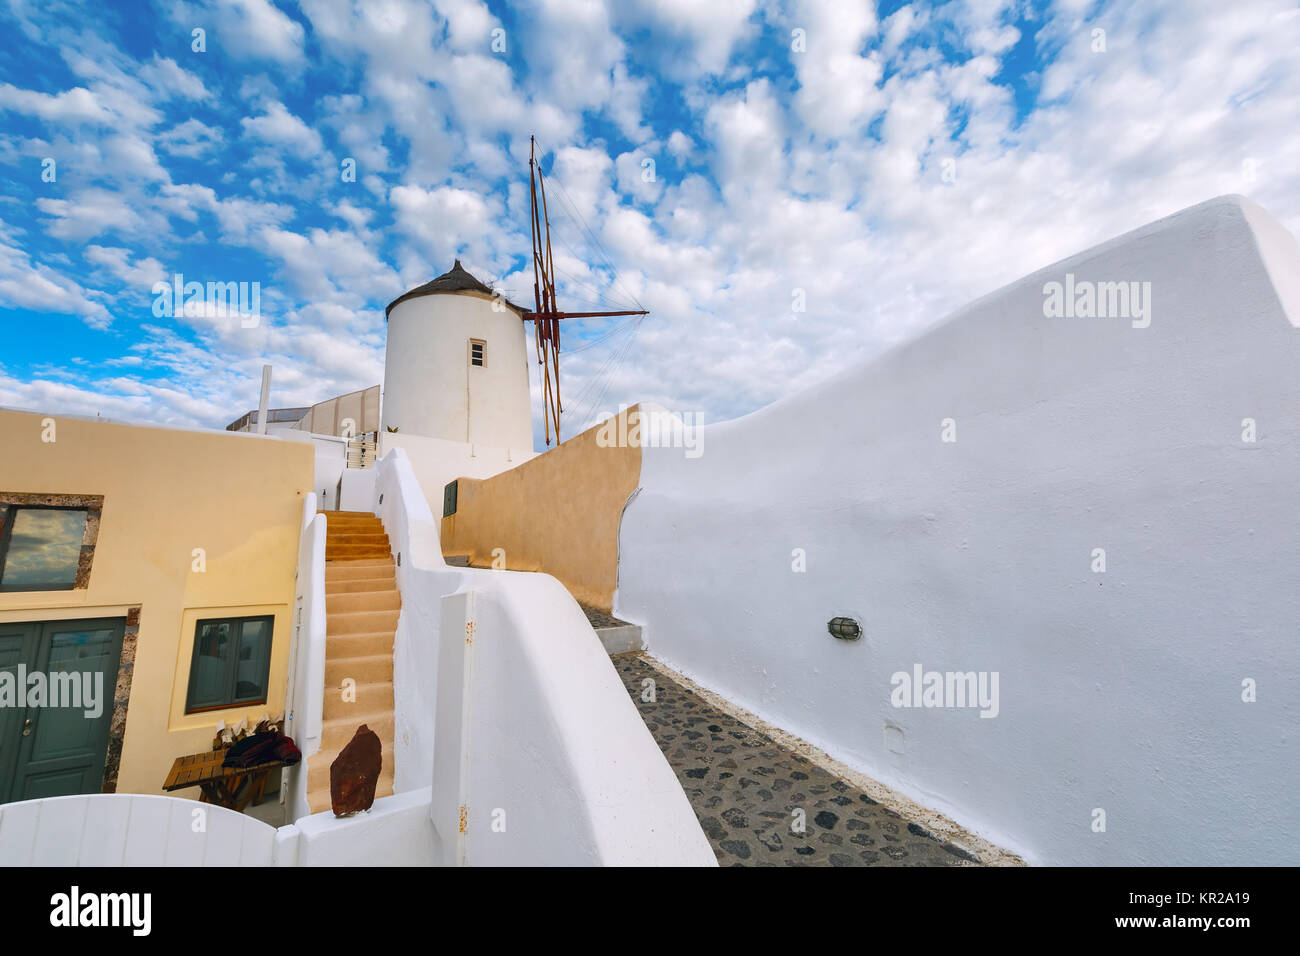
[568,329,633,414]
[568,313,647,431]
[575,331,641,434]
[540,163,647,313]
[530,143,639,313]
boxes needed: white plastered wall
[616,195,1300,866]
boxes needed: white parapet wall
[281,431,348,510]
[374,446,463,793]
[615,195,1300,866]
[374,447,715,866]
[430,573,716,866]
[339,467,377,511]
[379,431,535,522]
[285,494,327,823]
[287,787,437,866]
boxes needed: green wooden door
[0,618,124,803]
[0,622,39,801]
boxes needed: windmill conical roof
[385,260,526,318]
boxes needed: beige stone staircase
[305,510,399,814]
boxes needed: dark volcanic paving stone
[580,604,629,629]
[615,655,978,868]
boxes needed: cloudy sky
[1,0,1297,447]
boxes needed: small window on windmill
[469,339,485,367]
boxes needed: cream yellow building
[0,408,312,800]
[440,405,641,612]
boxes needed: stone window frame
[103,606,140,794]
[0,492,104,591]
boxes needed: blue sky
[1,0,1298,447]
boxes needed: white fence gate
[0,789,438,866]
[0,794,286,866]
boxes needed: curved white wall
[383,292,533,450]
[432,573,717,866]
[616,195,1300,866]
[371,448,714,866]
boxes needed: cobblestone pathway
[616,655,980,867]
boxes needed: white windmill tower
[383,137,648,452]
[381,260,534,451]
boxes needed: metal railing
[225,407,311,432]
[345,431,379,469]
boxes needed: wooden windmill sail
[523,136,647,445]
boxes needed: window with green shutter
[185,615,274,713]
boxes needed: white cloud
[169,0,307,65]
[390,183,498,269]
[0,221,114,329]
[881,5,929,59]
[255,224,400,311]
[618,0,758,76]
[83,245,167,290]
[36,189,148,242]
[138,56,213,102]
[3,0,1300,445]
[240,101,325,159]
[0,84,115,125]
[159,118,226,159]
[789,0,885,139]
[614,148,663,205]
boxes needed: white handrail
[285,493,327,821]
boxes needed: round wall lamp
[827,617,862,641]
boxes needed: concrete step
[326,559,394,580]
[326,545,394,560]
[321,712,394,752]
[326,589,401,614]
[327,608,400,635]
[596,623,644,655]
[327,575,397,594]
[325,653,393,686]
[322,681,394,720]
[579,605,645,656]
[325,524,386,536]
[326,557,393,567]
[327,532,389,546]
[311,505,399,817]
[326,631,394,658]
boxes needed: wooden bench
[162,749,288,813]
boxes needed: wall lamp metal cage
[827,617,862,641]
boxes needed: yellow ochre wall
[0,408,313,797]
[440,406,642,612]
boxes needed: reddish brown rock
[330,724,383,816]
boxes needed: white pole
[257,364,272,434]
